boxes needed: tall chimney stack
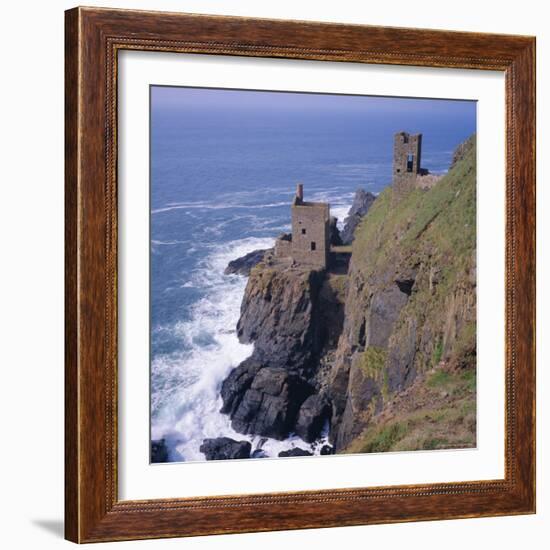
[296,183,304,202]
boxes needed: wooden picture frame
[65,6,536,543]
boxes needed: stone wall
[415,173,442,190]
[393,132,422,199]
[274,234,292,258]
[291,202,330,268]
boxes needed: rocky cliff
[224,248,270,276]
[220,264,345,441]
[328,135,477,450]
[340,188,377,244]
[219,135,477,453]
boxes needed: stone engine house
[392,131,435,197]
[275,184,330,269]
[393,131,422,185]
[273,133,437,269]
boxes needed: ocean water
[150,87,476,461]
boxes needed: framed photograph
[65,7,535,543]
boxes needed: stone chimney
[296,183,304,202]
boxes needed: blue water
[150,87,476,461]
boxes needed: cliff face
[220,135,477,452]
[329,135,477,449]
[236,266,326,373]
[340,189,377,244]
[221,265,345,441]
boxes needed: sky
[151,85,476,119]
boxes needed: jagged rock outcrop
[341,188,377,244]
[151,439,169,463]
[295,394,331,442]
[200,437,251,460]
[278,448,313,457]
[221,363,313,439]
[221,135,477,455]
[330,216,343,246]
[221,264,346,441]
[224,249,270,276]
[328,135,477,449]
[320,444,335,455]
[236,266,326,370]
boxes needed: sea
[150,87,476,462]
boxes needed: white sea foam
[331,205,351,229]
[152,201,289,215]
[151,239,187,246]
[306,190,353,230]
[151,236,329,462]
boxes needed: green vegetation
[346,366,477,454]
[432,338,444,366]
[426,369,451,388]
[357,346,388,380]
[353,135,476,300]
[350,135,477,376]
[338,135,477,455]
[450,321,477,368]
[360,422,408,453]
[426,365,476,396]
[326,273,348,301]
[461,368,476,393]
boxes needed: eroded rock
[200,437,251,460]
[278,448,313,457]
[295,394,331,443]
[341,188,377,244]
[227,367,313,440]
[151,439,168,463]
[236,266,325,371]
[224,249,271,276]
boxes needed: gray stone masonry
[393,131,423,199]
[290,185,330,269]
[273,184,330,269]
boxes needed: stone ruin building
[274,184,330,269]
[274,132,439,268]
[393,131,423,187]
[392,131,440,198]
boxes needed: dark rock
[318,277,347,348]
[341,189,377,244]
[324,349,352,444]
[386,317,418,394]
[395,278,415,296]
[332,360,382,449]
[278,448,313,457]
[220,358,263,416]
[229,367,313,440]
[329,216,343,246]
[220,250,346,444]
[236,267,326,370]
[366,284,410,349]
[328,276,412,449]
[199,437,251,460]
[320,444,335,455]
[295,394,331,443]
[251,449,269,458]
[218,135,477,456]
[151,439,168,463]
[224,249,271,276]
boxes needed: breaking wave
[151,236,328,462]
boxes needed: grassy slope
[353,137,476,308]
[344,135,477,453]
[346,365,476,453]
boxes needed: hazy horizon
[151,85,476,119]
